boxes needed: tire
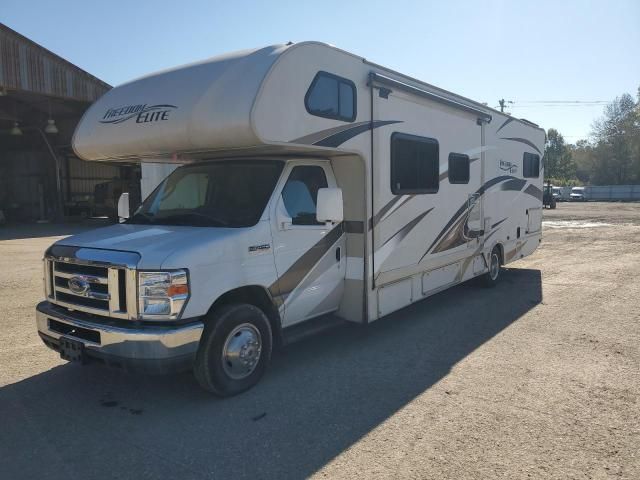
[194,303,272,397]
[480,246,502,288]
[550,199,557,209]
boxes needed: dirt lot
[0,203,638,479]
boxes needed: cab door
[270,161,346,327]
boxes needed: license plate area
[48,318,101,344]
[59,336,86,364]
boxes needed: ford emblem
[68,276,91,296]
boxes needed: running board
[281,314,347,346]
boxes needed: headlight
[138,270,189,320]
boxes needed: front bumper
[36,301,204,374]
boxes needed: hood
[56,223,248,269]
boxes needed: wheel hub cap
[222,323,262,380]
[490,253,500,280]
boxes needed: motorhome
[36,42,545,396]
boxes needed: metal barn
[0,23,139,222]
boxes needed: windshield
[129,160,283,228]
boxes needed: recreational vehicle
[36,42,545,396]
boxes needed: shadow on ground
[0,268,542,480]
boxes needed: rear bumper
[36,301,204,374]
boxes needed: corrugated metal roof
[0,23,111,101]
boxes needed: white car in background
[570,186,586,201]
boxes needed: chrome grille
[44,258,136,319]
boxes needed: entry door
[466,192,483,241]
[270,162,346,327]
[464,127,484,248]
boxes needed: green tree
[589,91,640,184]
[571,139,594,184]
[544,128,575,183]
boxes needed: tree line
[543,86,640,186]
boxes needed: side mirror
[316,188,343,223]
[117,193,130,222]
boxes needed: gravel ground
[0,203,638,479]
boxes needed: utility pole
[498,99,513,113]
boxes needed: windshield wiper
[128,211,155,224]
[158,212,229,227]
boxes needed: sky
[3,0,639,142]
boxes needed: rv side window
[305,72,357,122]
[282,166,328,226]
[390,133,439,194]
[523,152,540,178]
[448,153,470,184]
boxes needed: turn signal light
[168,284,189,296]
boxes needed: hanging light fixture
[10,122,23,136]
[44,118,58,134]
[44,100,58,134]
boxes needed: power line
[513,100,610,104]
[509,104,608,108]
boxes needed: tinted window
[391,133,439,194]
[305,72,357,122]
[130,161,283,228]
[282,166,328,225]
[448,153,470,184]
[523,152,540,178]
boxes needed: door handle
[335,247,341,262]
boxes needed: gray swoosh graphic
[291,121,371,145]
[380,208,433,250]
[268,223,344,303]
[420,176,518,261]
[315,120,401,147]
[523,184,543,201]
[290,120,402,148]
[495,117,515,134]
[501,178,527,191]
[500,137,542,155]
[491,218,508,229]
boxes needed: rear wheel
[480,246,502,287]
[194,303,272,396]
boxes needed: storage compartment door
[528,207,542,233]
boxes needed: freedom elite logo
[499,160,518,174]
[100,104,177,125]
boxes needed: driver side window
[282,166,328,225]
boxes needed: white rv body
[37,42,544,391]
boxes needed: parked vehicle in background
[36,42,545,396]
[543,184,557,209]
[570,186,586,201]
[552,187,563,201]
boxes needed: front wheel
[194,303,273,396]
[480,247,502,287]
